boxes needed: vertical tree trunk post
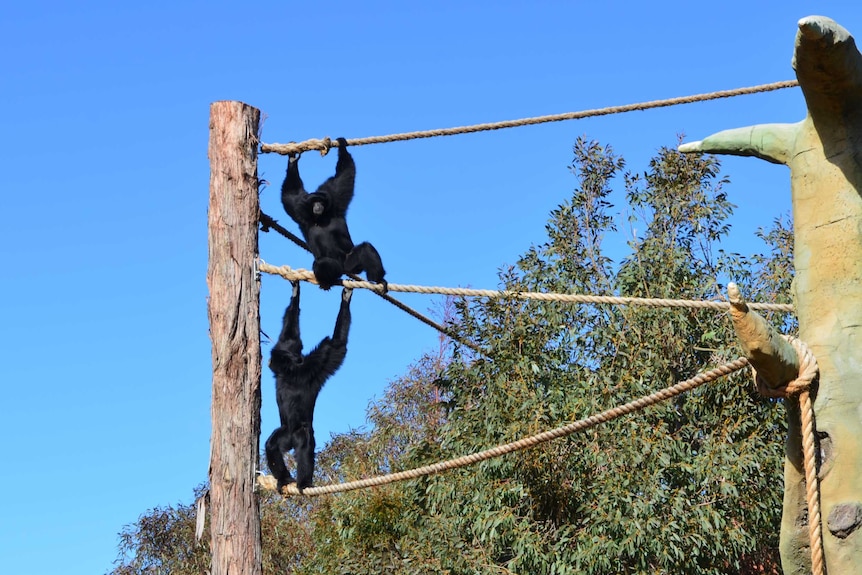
[680,16,862,575]
[207,100,263,575]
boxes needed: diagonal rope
[259,211,308,251]
[261,81,798,155]
[259,212,485,354]
[260,264,795,313]
[257,357,749,496]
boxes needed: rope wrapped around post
[752,336,824,575]
[258,263,795,312]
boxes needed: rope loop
[754,336,819,398]
[748,335,825,575]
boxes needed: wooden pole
[207,100,263,575]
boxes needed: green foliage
[418,138,788,575]
[110,497,209,575]
[110,137,792,575]
[108,485,315,575]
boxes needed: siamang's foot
[378,280,389,294]
[342,287,353,303]
[278,476,296,496]
[276,478,295,496]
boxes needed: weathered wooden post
[207,101,263,575]
[681,15,862,575]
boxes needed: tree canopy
[109,137,792,575]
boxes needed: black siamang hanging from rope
[281,137,388,292]
[265,281,352,493]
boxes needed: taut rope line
[259,264,795,313]
[261,81,798,156]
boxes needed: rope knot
[754,335,819,398]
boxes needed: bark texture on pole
[207,100,263,575]
[681,16,862,575]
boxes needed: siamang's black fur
[265,281,352,493]
[281,137,388,292]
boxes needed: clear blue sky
[1,1,858,573]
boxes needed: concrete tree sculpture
[680,15,862,575]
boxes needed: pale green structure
[680,15,862,575]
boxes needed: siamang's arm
[281,155,308,225]
[304,288,352,386]
[278,281,301,343]
[332,287,353,344]
[323,138,355,216]
[271,282,302,367]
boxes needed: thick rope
[261,81,798,155]
[259,213,485,354]
[259,264,795,313]
[801,389,824,575]
[754,337,823,575]
[257,357,749,496]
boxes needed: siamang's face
[308,193,329,219]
